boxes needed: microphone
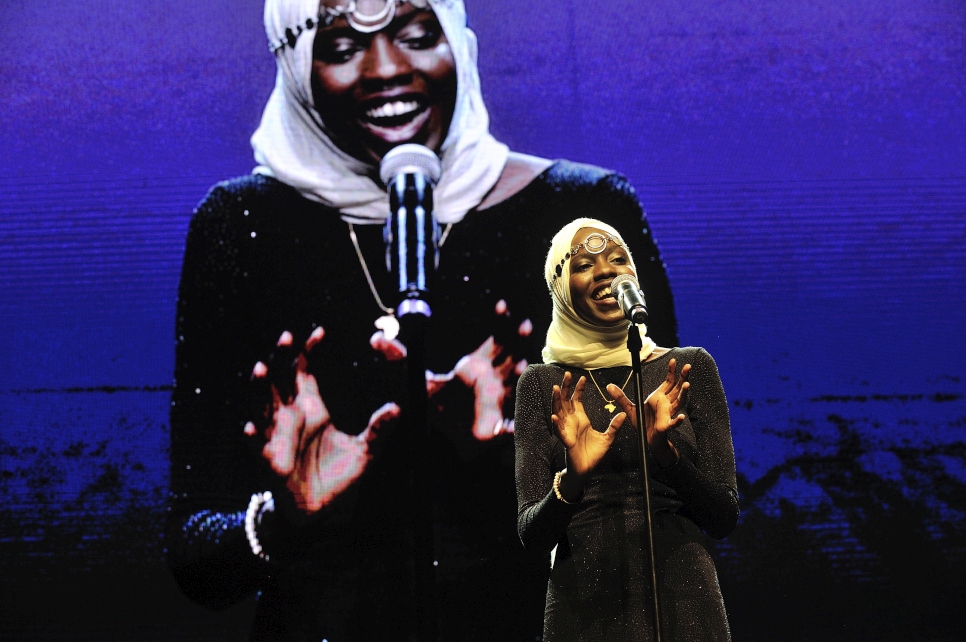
[379,144,442,316]
[610,274,648,324]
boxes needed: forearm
[517,486,580,557]
[654,454,739,539]
[166,507,265,610]
[514,367,578,556]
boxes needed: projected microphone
[611,274,648,324]
[379,144,442,317]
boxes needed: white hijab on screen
[251,0,509,225]
[542,218,657,368]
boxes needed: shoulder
[193,174,299,221]
[670,346,721,381]
[478,155,637,211]
[517,363,565,392]
[540,159,630,194]
[476,152,552,210]
[670,346,714,363]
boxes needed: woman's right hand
[244,327,400,515]
[551,372,626,498]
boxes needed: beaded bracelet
[244,491,274,561]
[552,470,578,505]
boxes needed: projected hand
[427,299,533,440]
[608,358,689,468]
[244,328,400,515]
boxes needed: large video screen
[1,0,964,640]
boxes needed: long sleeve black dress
[515,348,738,642]
[167,160,678,641]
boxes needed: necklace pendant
[604,402,617,413]
[374,313,400,341]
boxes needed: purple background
[1,0,964,639]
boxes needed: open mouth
[359,97,431,144]
[593,285,615,301]
[365,99,423,124]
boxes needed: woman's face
[311,1,458,164]
[568,227,636,327]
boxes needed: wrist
[245,491,275,561]
[653,438,679,469]
[553,468,584,504]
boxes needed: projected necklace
[587,369,634,414]
[347,222,453,342]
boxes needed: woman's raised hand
[244,327,400,515]
[607,358,690,468]
[552,372,626,481]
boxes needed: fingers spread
[305,326,325,352]
[249,362,273,433]
[558,372,573,402]
[370,331,407,361]
[606,382,631,404]
[269,340,299,403]
[263,405,300,476]
[363,402,402,443]
[607,383,638,426]
[296,371,330,433]
[606,412,627,435]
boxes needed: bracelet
[245,491,274,561]
[552,470,578,505]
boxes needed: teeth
[595,286,612,300]
[366,100,420,120]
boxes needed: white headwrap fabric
[251,0,509,225]
[542,218,657,368]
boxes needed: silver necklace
[346,222,453,341]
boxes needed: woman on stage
[167,1,677,639]
[515,218,738,641]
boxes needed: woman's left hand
[608,358,690,468]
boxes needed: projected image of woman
[167,1,677,639]
[515,219,738,641]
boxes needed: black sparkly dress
[515,348,738,642]
[166,160,678,641]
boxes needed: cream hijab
[542,218,657,368]
[251,0,509,224]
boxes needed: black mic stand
[387,172,439,642]
[627,323,663,642]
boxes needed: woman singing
[167,1,677,639]
[515,218,738,641]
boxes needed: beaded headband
[550,232,626,283]
[269,0,433,53]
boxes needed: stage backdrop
[1,0,964,639]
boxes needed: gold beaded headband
[550,232,626,284]
[269,0,434,53]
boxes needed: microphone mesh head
[379,144,442,185]
[610,274,641,291]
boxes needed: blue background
[1,0,964,639]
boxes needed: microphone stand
[627,323,663,642]
[398,302,436,642]
[388,173,439,642]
